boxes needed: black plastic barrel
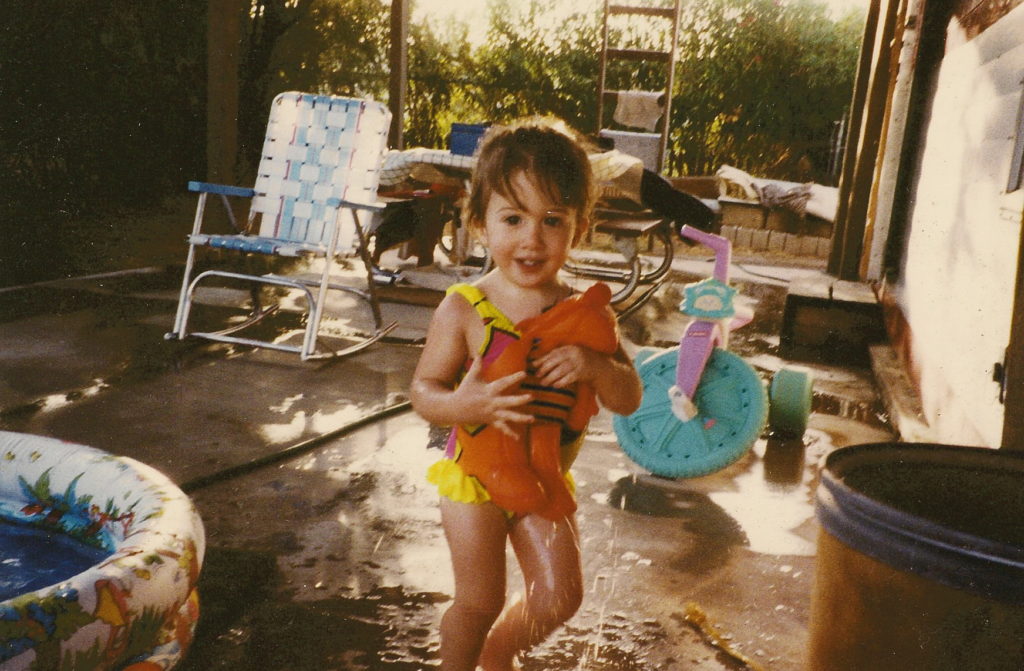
[807,443,1024,670]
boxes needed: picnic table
[374,147,711,306]
[379,147,650,204]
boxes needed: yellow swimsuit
[426,283,582,508]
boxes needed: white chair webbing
[251,92,390,252]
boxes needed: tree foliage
[237,0,391,174]
[1,0,862,264]
[672,0,863,180]
[403,0,602,149]
[404,20,475,149]
[403,0,860,183]
[3,0,206,217]
[2,0,206,283]
[469,0,601,127]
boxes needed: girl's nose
[522,220,546,246]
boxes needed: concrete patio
[0,249,899,670]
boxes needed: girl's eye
[543,216,565,228]
[503,214,522,225]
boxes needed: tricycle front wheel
[614,347,768,478]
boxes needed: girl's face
[479,171,583,290]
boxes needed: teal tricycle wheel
[768,367,813,438]
[614,347,768,478]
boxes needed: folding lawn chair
[167,91,396,360]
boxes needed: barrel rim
[817,442,1024,602]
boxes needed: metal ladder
[596,0,681,173]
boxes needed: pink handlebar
[679,225,731,284]
[674,225,735,399]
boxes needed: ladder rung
[606,48,673,63]
[608,5,676,19]
[600,129,661,140]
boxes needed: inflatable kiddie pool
[0,431,205,670]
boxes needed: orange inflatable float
[457,283,619,520]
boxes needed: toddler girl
[410,118,642,670]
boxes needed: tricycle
[614,224,813,478]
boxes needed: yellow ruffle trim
[426,458,576,506]
[427,458,491,504]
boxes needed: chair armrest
[188,181,256,198]
[328,197,387,212]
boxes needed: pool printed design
[0,431,205,670]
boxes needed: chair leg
[168,194,208,340]
[303,247,336,360]
[296,207,396,360]
[169,202,397,361]
[352,208,386,331]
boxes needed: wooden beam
[206,0,242,184]
[828,0,880,277]
[1002,198,1024,450]
[830,0,900,280]
[388,0,408,149]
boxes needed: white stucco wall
[893,4,1024,447]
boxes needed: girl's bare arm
[410,293,535,436]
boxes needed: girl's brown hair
[461,117,596,245]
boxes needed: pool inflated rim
[0,431,205,670]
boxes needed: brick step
[780,277,885,367]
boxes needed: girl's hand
[531,344,598,389]
[454,357,534,439]
[531,344,642,416]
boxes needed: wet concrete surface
[0,252,896,670]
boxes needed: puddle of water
[709,433,837,557]
[525,617,667,670]
[182,544,447,670]
[0,284,224,428]
[604,429,836,560]
[606,475,748,574]
[260,403,368,445]
[285,418,449,595]
[267,393,304,413]
[245,416,683,670]
[2,379,112,422]
[811,391,890,429]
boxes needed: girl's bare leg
[439,498,511,671]
[477,513,584,671]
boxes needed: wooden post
[827,0,879,277]
[207,0,242,185]
[388,0,408,150]
[830,0,900,281]
[1002,207,1024,450]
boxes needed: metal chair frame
[166,92,396,360]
